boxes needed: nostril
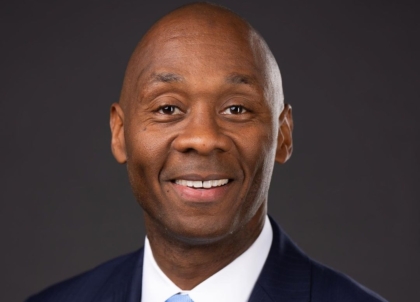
[186,147,196,152]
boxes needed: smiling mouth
[174,179,229,189]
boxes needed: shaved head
[119,2,284,114]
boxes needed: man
[27,2,387,302]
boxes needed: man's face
[112,17,285,243]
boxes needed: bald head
[119,2,284,115]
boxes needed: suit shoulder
[26,250,141,302]
[310,260,388,302]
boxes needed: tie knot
[165,293,194,302]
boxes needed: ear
[110,103,127,164]
[275,103,293,164]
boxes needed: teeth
[193,181,201,188]
[203,180,211,188]
[175,179,229,188]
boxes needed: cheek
[236,124,277,172]
[125,113,175,163]
[124,125,172,199]
[237,124,277,200]
[127,129,163,162]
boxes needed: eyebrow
[150,72,184,84]
[225,73,257,86]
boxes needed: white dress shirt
[141,215,273,302]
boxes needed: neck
[145,207,266,290]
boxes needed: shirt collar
[141,215,273,302]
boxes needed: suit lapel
[127,248,144,302]
[248,217,312,302]
[92,249,144,302]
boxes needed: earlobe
[275,104,293,164]
[110,103,127,164]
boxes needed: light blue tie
[165,293,194,302]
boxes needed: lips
[168,175,233,203]
[174,179,229,188]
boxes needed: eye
[158,105,182,115]
[221,105,247,115]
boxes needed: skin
[110,3,293,290]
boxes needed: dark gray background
[1,0,419,301]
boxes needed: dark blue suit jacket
[27,217,387,301]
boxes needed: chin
[163,216,237,246]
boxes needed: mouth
[174,179,229,189]
[169,177,233,203]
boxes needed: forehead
[135,17,265,87]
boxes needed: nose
[172,108,232,155]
